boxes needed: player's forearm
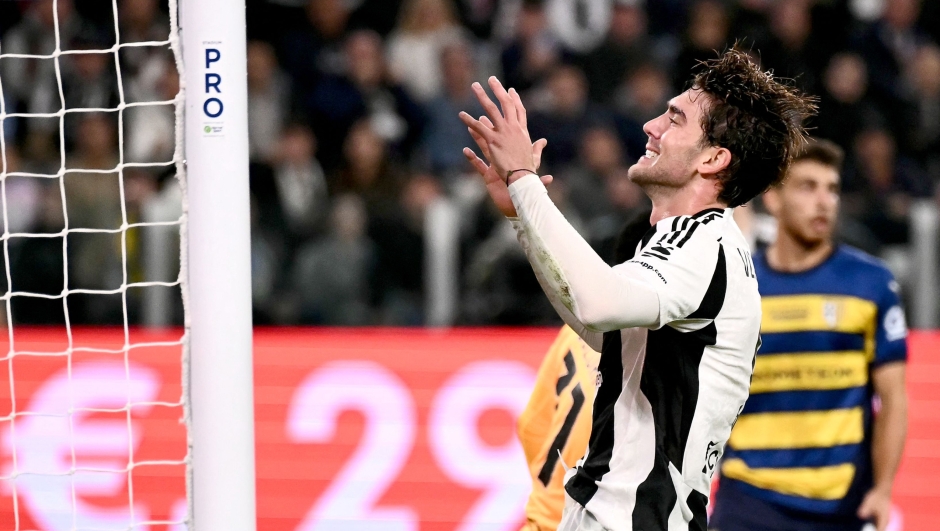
[871,380,908,493]
[508,174,660,331]
[510,218,603,350]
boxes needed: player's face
[768,160,840,247]
[628,89,710,189]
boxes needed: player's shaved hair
[691,46,818,207]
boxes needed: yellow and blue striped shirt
[720,245,908,516]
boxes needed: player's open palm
[460,77,539,184]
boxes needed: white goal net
[0,0,191,528]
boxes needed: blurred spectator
[125,53,178,163]
[122,168,158,306]
[272,124,329,240]
[561,127,646,249]
[420,39,485,177]
[117,0,169,81]
[247,40,291,163]
[1,0,83,143]
[854,0,929,104]
[528,64,609,168]
[291,194,376,324]
[579,0,656,104]
[280,0,350,93]
[545,0,611,54]
[62,26,120,113]
[306,30,426,171]
[843,127,934,248]
[814,52,883,152]
[386,0,466,101]
[248,123,328,279]
[64,114,124,323]
[0,147,42,236]
[65,114,121,230]
[757,0,825,94]
[592,168,648,259]
[7,183,66,324]
[612,62,670,159]
[370,173,441,325]
[500,0,562,93]
[673,0,730,91]
[332,119,405,212]
[905,44,940,181]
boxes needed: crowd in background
[1,0,939,326]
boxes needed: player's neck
[767,230,834,273]
[648,184,726,225]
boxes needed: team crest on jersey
[823,300,839,328]
[702,440,722,477]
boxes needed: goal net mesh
[0,0,190,528]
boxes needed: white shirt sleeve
[508,174,721,340]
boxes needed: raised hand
[459,77,538,184]
[462,114,551,218]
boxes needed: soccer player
[518,212,652,531]
[460,49,816,531]
[710,140,909,531]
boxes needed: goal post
[179,0,257,528]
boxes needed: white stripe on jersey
[508,175,760,531]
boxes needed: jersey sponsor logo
[750,351,868,393]
[628,260,667,284]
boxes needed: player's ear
[763,187,781,217]
[698,146,731,178]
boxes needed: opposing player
[519,211,651,531]
[711,140,908,531]
[460,49,816,530]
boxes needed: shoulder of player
[834,245,900,299]
[642,210,726,252]
[833,245,894,277]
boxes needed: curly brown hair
[691,47,818,207]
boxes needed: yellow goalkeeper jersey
[518,325,600,531]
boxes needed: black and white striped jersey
[508,174,761,531]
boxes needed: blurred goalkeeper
[459,48,816,531]
[710,139,909,531]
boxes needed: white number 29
[287,360,418,531]
[288,359,535,530]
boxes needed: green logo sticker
[204,125,212,133]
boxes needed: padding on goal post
[0,0,256,528]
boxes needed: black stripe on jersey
[699,213,721,224]
[565,330,624,505]
[692,207,724,219]
[539,383,585,486]
[556,350,576,394]
[633,450,677,531]
[640,225,659,249]
[688,246,727,320]
[666,217,690,245]
[675,220,700,248]
[633,251,726,529]
[688,490,708,531]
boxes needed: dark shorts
[709,479,867,531]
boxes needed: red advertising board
[1,328,938,530]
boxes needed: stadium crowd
[1,0,939,326]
